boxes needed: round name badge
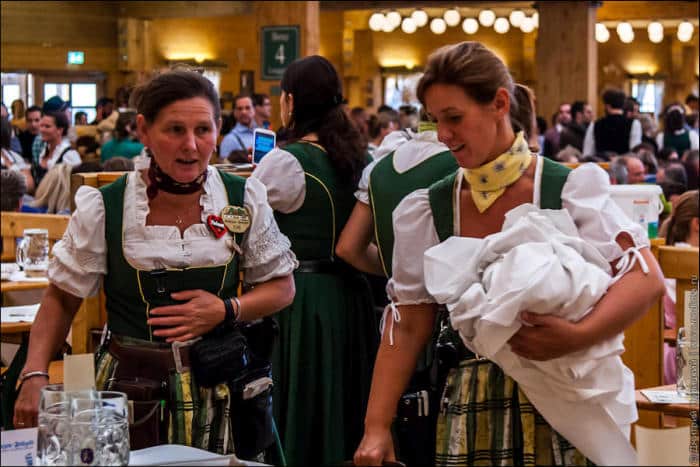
[220,205,251,233]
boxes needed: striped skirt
[94,339,235,455]
[436,358,595,467]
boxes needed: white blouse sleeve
[251,148,306,213]
[354,159,380,205]
[240,176,298,285]
[63,149,83,167]
[561,163,650,263]
[48,186,107,298]
[386,188,441,305]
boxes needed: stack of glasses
[37,385,130,466]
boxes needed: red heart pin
[207,214,227,238]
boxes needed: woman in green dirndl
[354,42,666,466]
[253,55,378,465]
[13,68,297,459]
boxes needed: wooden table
[1,279,49,294]
[1,321,32,335]
[636,385,699,418]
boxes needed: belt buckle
[171,337,201,373]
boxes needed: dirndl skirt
[94,335,236,455]
[436,358,595,467]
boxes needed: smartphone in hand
[252,128,276,163]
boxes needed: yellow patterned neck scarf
[463,132,532,213]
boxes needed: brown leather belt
[107,335,196,380]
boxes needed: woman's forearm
[364,305,437,431]
[578,247,665,347]
[239,274,295,321]
[22,284,83,373]
[336,202,385,277]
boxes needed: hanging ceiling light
[532,11,539,28]
[411,9,428,27]
[478,9,496,27]
[401,17,417,34]
[462,17,479,34]
[616,23,634,43]
[382,20,396,33]
[595,23,610,43]
[368,13,386,32]
[520,16,535,33]
[444,8,461,27]
[386,10,402,29]
[494,17,510,34]
[509,10,525,27]
[647,21,664,43]
[677,21,694,42]
[430,17,447,34]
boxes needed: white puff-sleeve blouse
[49,165,298,298]
[388,159,650,306]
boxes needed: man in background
[253,93,272,130]
[90,97,114,125]
[583,89,642,159]
[18,105,41,163]
[542,102,572,158]
[220,94,257,159]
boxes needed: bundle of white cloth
[424,203,639,466]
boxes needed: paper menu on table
[63,353,96,391]
[0,428,38,466]
[1,304,40,322]
[641,389,692,404]
[129,445,269,466]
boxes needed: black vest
[593,114,634,155]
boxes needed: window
[630,79,664,117]
[383,72,423,110]
[2,84,20,111]
[43,82,98,122]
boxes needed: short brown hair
[417,41,516,114]
[512,83,536,139]
[130,68,220,124]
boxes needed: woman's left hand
[147,290,225,342]
[508,311,587,361]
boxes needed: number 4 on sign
[275,44,285,64]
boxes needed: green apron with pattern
[271,141,378,466]
[94,170,246,454]
[428,158,595,466]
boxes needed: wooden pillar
[253,1,320,129]
[535,1,598,120]
[669,40,698,107]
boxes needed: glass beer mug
[16,228,49,277]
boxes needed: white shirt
[251,146,307,213]
[388,160,649,306]
[582,118,642,157]
[41,138,81,168]
[49,164,298,298]
[354,130,449,205]
[1,148,29,172]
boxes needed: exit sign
[261,26,299,80]
[67,51,84,65]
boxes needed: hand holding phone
[253,128,276,163]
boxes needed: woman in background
[253,55,378,466]
[100,110,144,162]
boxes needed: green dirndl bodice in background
[95,170,248,454]
[428,159,594,466]
[271,142,379,466]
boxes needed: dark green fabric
[271,141,378,466]
[429,159,572,242]
[273,142,356,260]
[369,149,458,276]
[99,170,245,341]
[428,171,460,243]
[663,131,691,155]
[540,158,572,210]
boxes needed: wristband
[223,297,236,323]
[19,370,49,384]
[232,296,241,321]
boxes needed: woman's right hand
[13,375,48,428]
[353,427,396,466]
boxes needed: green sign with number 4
[261,26,300,81]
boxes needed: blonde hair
[416,42,516,115]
